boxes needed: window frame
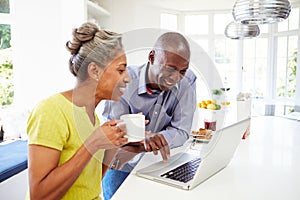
[0,0,14,109]
[160,5,300,113]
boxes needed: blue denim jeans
[102,168,131,200]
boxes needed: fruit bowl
[197,99,221,110]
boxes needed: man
[102,32,197,200]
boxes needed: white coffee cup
[119,114,145,142]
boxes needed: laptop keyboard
[160,157,202,183]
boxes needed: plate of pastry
[191,128,213,143]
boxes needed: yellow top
[26,93,103,200]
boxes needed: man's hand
[145,133,170,161]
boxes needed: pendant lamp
[233,0,291,25]
[224,21,260,39]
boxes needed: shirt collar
[138,62,179,95]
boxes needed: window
[275,7,299,101]
[214,38,238,90]
[276,36,298,99]
[0,0,10,13]
[184,13,238,95]
[160,13,177,31]
[278,8,299,32]
[0,0,13,107]
[213,13,232,34]
[243,38,268,98]
[161,7,300,115]
[259,24,269,34]
[184,15,208,35]
[194,39,208,53]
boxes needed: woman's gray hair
[66,22,123,81]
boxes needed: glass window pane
[0,24,11,49]
[287,36,298,98]
[0,0,10,14]
[214,13,232,35]
[254,57,267,97]
[243,40,256,94]
[214,38,238,92]
[255,38,268,57]
[278,8,299,32]
[289,8,299,30]
[276,58,287,97]
[243,58,255,94]
[185,15,208,35]
[277,37,287,58]
[276,37,288,97]
[278,19,288,32]
[244,40,255,58]
[0,23,13,107]
[160,13,177,31]
[288,35,298,54]
[254,39,267,97]
[258,24,269,33]
[214,39,225,64]
[189,66,211,101]
[194,39,208,53]
[243,38,268,97]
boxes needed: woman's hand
[85,119,128,155]
[101,120,129,147]
[103,141,146,171]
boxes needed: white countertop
[111,116,300,200]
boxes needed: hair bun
[66,22,100,55]
[74,22,99,42]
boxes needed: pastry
[191,128,212,140]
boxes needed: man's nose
[169,70,182,82]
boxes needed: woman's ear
[148,50,155,64]
[88,62,103,81]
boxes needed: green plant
[0,60,14,106]
[287,49,297,97]
[0,24,11,49]
[277,49,297,98]
[0,0,10,14]
[0,23,13,107]
[212,89,223,95]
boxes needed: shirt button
[154,112,158,115]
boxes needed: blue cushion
[0,140,28,182]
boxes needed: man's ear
[88,62,103,81]
[148,50,155,64]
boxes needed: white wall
[101,0,161,32]
[12,0,86,109]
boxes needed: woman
[26,22,132,200]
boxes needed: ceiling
[144,0,299,11]
[145,0,239,11]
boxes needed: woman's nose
[124,71,130,83]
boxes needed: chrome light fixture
[224,21,260,39]
[233,0,291,25]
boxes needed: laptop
[135,117,250,190]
